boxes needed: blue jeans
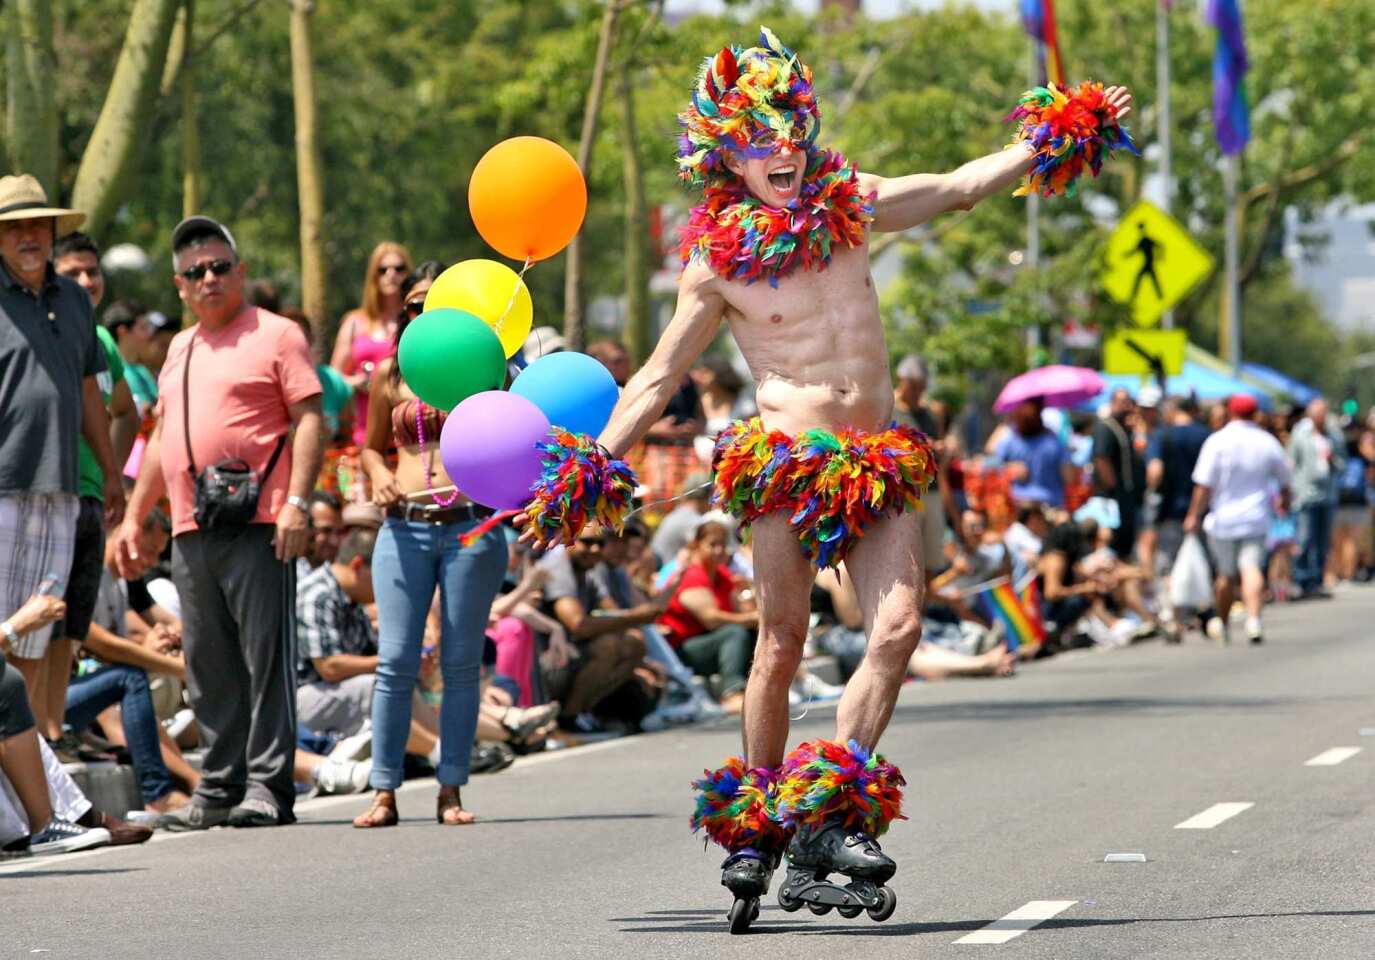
[1294,502,1333,592]
[369,517,506,790]
[65,665,176,804]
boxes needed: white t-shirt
[1191,421,1291,540]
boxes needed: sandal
[436,785,476,825]
[352,790,398,829]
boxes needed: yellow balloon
[422,259,533,358]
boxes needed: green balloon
[397,308,506,411]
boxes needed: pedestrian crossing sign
[1103,328,1187,376]
[1101,200,1216,327]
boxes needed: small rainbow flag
[975,574,1047,653]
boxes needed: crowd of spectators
[5,168,1374,858]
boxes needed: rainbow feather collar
[678,149,874,288]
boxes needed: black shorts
[0,662,36,739]
[56,496,107,644]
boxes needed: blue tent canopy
[1082,360,1273,411]
[1239,362,1320,405]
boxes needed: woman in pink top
[329,242,412,447]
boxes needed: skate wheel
[867,886,897,922]
[777,888,802,912]
[728,897,758,935]
[808,902,833,916]
[837,904,864,919]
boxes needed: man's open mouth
[768,166,798,191]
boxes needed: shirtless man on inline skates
[524,27,1132,933]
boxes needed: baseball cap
[523,325,568,361]
[144,310,180,334]
[1227,393,1259,417]
[1136,384,1163,408]
[170,216,238,266]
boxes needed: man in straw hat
[0,173,124,706]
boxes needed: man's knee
[867,614,922,669]
[752,621,806,682]
[620,632,646,663]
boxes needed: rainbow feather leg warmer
[776,739,905,837]
[690,757,789,852]
[521,429,636,546]
[1006,81,1139,198]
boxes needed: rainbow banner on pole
[974,573,1047,654]
[1020,0,1067,88]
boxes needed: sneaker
[227,798,295,828]
[1244,616,1264,645]
[558,712,605,735]
[328,723,372,763]
[1206,616,1229,645]
[793,673,845,703]
[164,708,196,741]
[315,757,372,795]
[29,819,110,855]
[470,741,516,774]
[155,801,233,832]
[640,697,703,732]
[1,835,31,859]
[500,703,560,742]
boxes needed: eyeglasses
[402,299,425,319]
[577,537,605,548]
[377,264,407,277]
[178,259,235,282]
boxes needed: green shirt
[316,363,353,439]
[124,362,158,413]
[78,326,125,500]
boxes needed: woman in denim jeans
[355,262,506,827]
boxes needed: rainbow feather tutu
[776,738,905,836]
[711,417,936,569]
[690,757,789,852]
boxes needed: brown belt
[385,502,492,525]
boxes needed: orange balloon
[468,137,588,263]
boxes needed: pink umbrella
[993,365,1105,413]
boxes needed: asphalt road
[5,587,1373,959]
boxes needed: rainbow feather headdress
[1006,81,1139,198]
[677,26,820,189]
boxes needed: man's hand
[544,627,576,671]
[1182,512,1200,535]
[274,501,309,561]
[1104,85,1132,121]
[1007,462,1030,483]
[146,623,178,654]
[5,592,68,639]
[111,518,145,580]
[102,475,127,528]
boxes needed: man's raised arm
[862,85,1132,233]
[597,261,726,458]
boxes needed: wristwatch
[286,495,310,513]
[0,621,16,652]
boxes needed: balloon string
[494,257,534,336]
[624,482,715,521]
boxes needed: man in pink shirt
[112,217,323,829]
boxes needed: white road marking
[954,900,1078,945]
[1359,728,1375,737]
[1174,802,1254,830]
[1304,746,1362,766]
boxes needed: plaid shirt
[295,564,376,685]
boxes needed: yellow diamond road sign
[1102,200,1216,327]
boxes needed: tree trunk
[618,51,652,366]
[290,0,327,357]
[70,0,182,236]
[176,1,202,216]
[6,0,59,196]
[563,0,624,353]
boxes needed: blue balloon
[510,351,619,438]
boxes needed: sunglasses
[377,264,407,277]
[179,259,235,282]
[577,537,605,548]
[402,299,425,319]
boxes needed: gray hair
[895,354,930,382]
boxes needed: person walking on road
[112,216,324,830]
[1184,394,1290,645]
[1287,397,1344,600]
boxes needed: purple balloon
[440,391,550,510]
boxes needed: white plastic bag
[1169,534,1213,610]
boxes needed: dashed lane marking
[1174,802,1254,829]
[954,900,1078,945]
[1304,746,1362,766]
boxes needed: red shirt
[657,562,735,646]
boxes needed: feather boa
[690,757,789,852]
[776,739,905,836]
[678,149,873,288]
[520,429,635,547]
[712,417,935,569]
[1006,81,1139,198]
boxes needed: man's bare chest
[719,244,874,328]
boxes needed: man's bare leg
[836,510,925,749]
[41,640,76,740]
[743,515,816,768]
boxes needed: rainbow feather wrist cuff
[522,429,636,546]
[776,739,905,837]
[690,757,789,852]
[1006,81,1139,198]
